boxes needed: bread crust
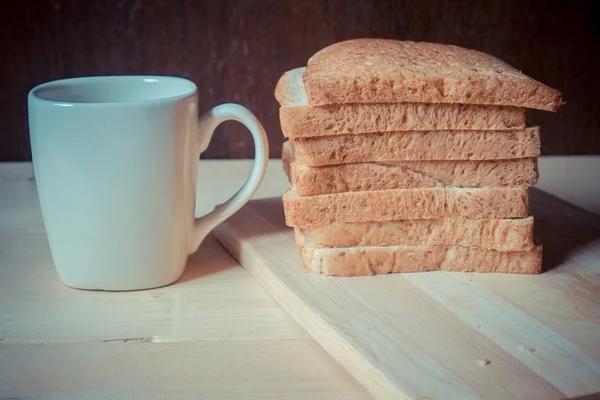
[283,140,538,195]
[294,217,534,252]
[291,128,540,166]
[299,243,543,276]
[302,39,562,111]
[276,67,527,138]
[283,187,529,226]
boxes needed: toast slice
[283,187,529,226]
[299,243,543,276]
[302,39,562,111]
[282,141,538,196]
[294,217,535,252]
[275,67,526,138]
[291,127,540,166]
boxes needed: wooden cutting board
[214,188,600,400]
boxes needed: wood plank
[0,160,290,232]
[0,340,368,400]
[0,161,295,342]
[537,156,600,215]
[0,163,44,232]
[3,160,599,399]
[0,160,371,399]
[214,189,600,399]
[0,233,309,342]
[2,1,599,161]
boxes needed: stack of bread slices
[275,39,562,277]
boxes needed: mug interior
[30,76,196,104]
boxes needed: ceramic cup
[28,76,269,291]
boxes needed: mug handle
[189,103,269,253]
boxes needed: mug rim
[29,75,197,107]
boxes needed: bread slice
[283,187,529,226]
[299,243,543,276]
[282,141,538,196]
[291,127,540,166]
[302,39,562,111]
[294,217,535,252]
[275,68,527,138]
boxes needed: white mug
[28,76,269,291]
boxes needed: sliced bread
[294,217,535,252]
[291,127,540,166]
[303,39,562,111]
[299,243,542,276]
[282,141,538,195]
[275,67,526,138]
[283,187,529,226]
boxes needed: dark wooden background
[1,0,599,161]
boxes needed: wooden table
[1,157,598,399]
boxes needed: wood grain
[0,160,371,399]
[214,190,600,399]
[0,341,369,399]
[1,158,598,399]
[1,0,599,161]
[0,162,295,343]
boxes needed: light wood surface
[1,157,599,399]
[0,160,368,399]
[214,157,600,400]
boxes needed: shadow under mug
[27,75,269,291]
